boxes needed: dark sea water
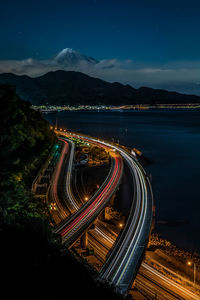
[45,110,200,253]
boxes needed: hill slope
[0,70,200,105]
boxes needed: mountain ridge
[0,70,199,106]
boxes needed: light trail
[56,131,199,298]
[138,263,200,300]
[48,139,69,221]
[59,138,80,212]
[89,222,200,299]
[60,155,123,244]
[55,131,152,295]
[70,134,153,294]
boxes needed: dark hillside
[0,83,56,224]
[0,70,199,105]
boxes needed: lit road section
[136,263,200,300]
[59,138,79,212]
[55,131,153,295]
[74,135,153,295]
[48,140,70,223]
[56,151,123,246]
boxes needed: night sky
[1,0,200,93]
[1,0,200,61]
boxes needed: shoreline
[33,103,200,113]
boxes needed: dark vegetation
[0,84,56,225]
[0,70,200,106]
[0,84,128,299]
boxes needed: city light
[187,260,196,286]
[50,202,57,211]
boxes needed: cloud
[0,54,200,95]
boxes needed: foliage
[0,83,56,226]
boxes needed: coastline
[33,103,200,114]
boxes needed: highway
[52,131,200,299]
[48,130,200,299]
[135,263,200,300]
[87,223,200,299]
[48,139,70,223]
[58,155,123,246]
[67,135,153,295]
[54,140,123,246]
[87,220,117,263]
[48,137,83,224]
[53,131,152,294]
[59,138,80,213]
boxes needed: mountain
[1,48,200,96]
[0,70,200,106]
[0,48,100,77]
[53,48,99,66]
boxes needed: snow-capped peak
[53,48,98,65]
[57,48,74,55]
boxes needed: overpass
[47,131,200,298]
[70,135,153,295]
[54,136,123,247]
[51,130,153,295]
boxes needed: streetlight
[50,202,57,211]
[187,260,196,287]
[84,196,88,201]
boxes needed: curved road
[66,134,153,295]
[48,139,70,223]
[54,131,152,295]
[52,131,200,299]
[88,223,200,299]
[54,148,123,247]
[59,138,80,213]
